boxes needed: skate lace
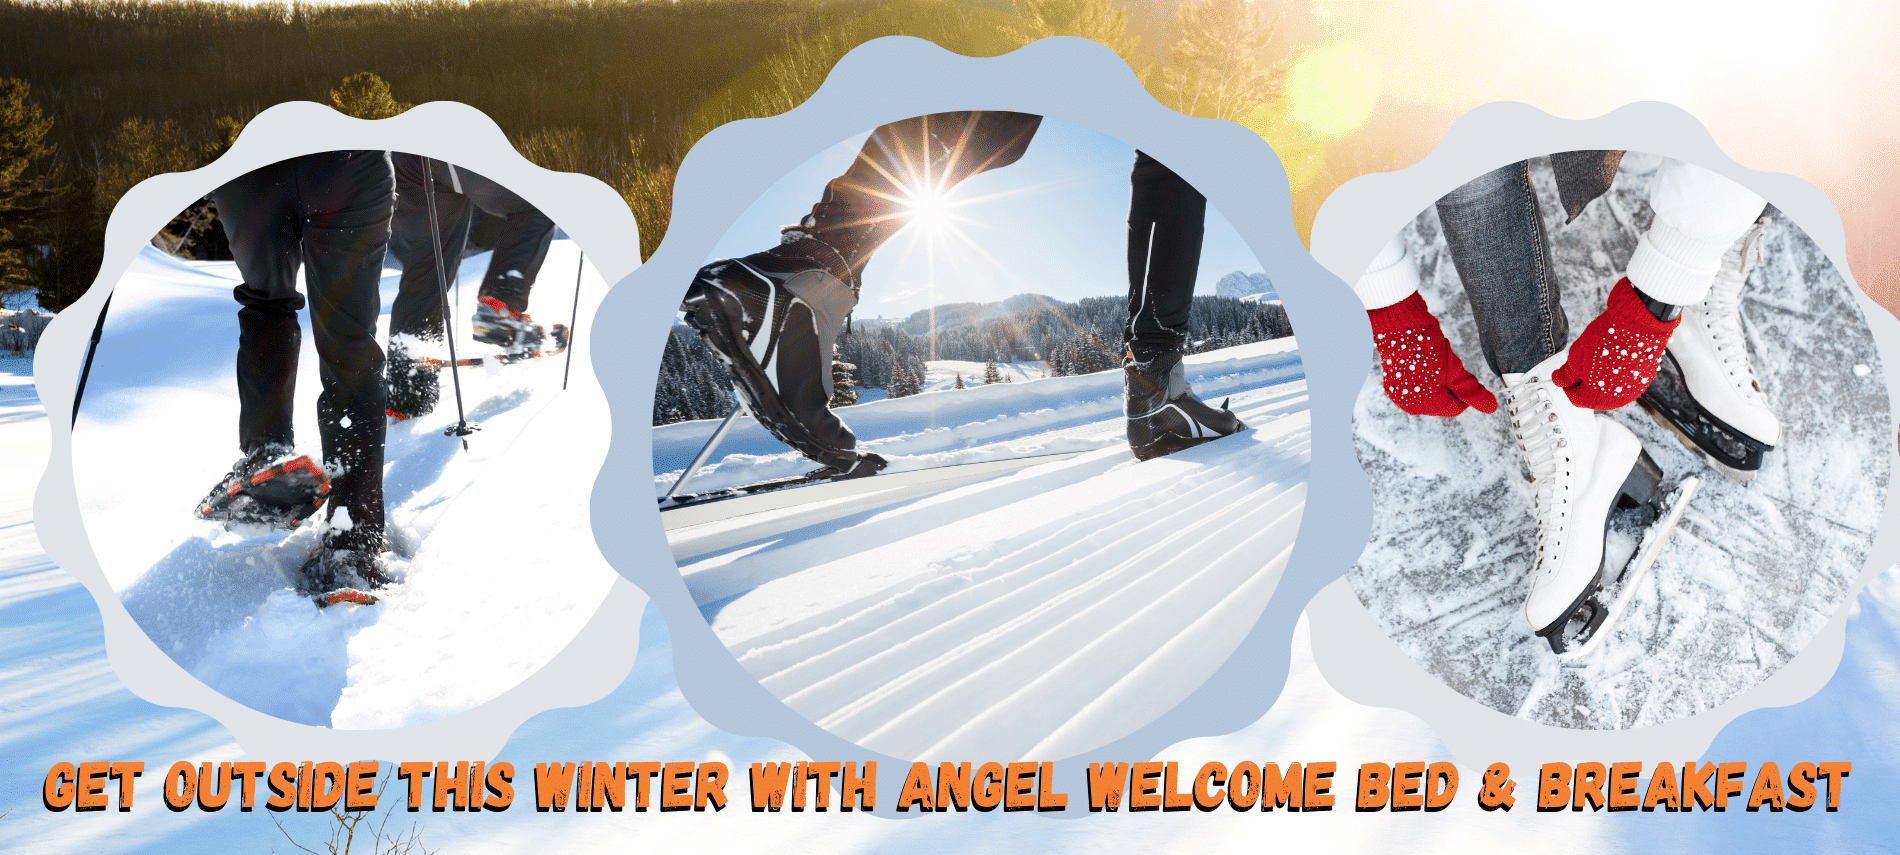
[1508,380,1573,574]
[1697,217,1771,387]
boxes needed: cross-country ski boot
[679,234,885,478]
[195,444,332,532]
[472,296,546,353]
[385,336,440,422]
[299,546,389,607]
[1639,217,1781,481]
[1124,349,1247,461]
[1506,352,1669,657]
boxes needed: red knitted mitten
[1552,277,1681,410]
[1369,292,1498,418]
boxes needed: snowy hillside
[69,242,619,729]
[662,339,1311,757]
[1351,154,1891,728]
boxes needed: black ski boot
[385,338,440,422]
[1124,350,1247,461]
[680,234,884,477]
[299,546,389,607]
[196,444,332,531]
[472,296,545,352]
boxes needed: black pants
[211,150,394,553]
[805,112,1203,357]
[387,153,556,342]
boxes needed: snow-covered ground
[6,345,1899,850]
[1351,154,1891,727]
[67,241,619,729]
[661,339,1311,757]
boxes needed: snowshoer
[680,111,1243,475]
[385,153,558,420]
[195,150,396,600]
[1354,154,1770,655]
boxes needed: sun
[901,182,956,234]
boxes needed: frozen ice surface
[1350,155,1891,728]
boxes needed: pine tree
[982,361,1002,384]
[1162,0,1286,121]
[0,78,54,298]
[830,351,858,408]
[328,72,412,120]
[953,373,965,389]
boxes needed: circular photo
[71,151,616,729]
[653,113,1309,758]
[1348,151,1890,728]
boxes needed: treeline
[653,291,1291,425]
[0,0,1344,316]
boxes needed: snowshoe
[298,546,389,606]
[386,337,441,422]
[1638,217,1780,481]
[472,296,546,352]
[196,446,331,531]
[679,234,881,474]
[1124,349,1246,461]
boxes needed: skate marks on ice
[671,371,1309,759]
[75,243,615,728]
[1350,154,1889,729]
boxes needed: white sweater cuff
[1353,234,1419,310]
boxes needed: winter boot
[1505,352,1664,655]
[298,545,389,606]
[1639,217,1780,479]
[195,444,331,531]
[385,337,440,422]
[1124,349,1247,461]
[679,233,885,477]
[472,296,545,351]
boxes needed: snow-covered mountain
[1215,269,1275,300]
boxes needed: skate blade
[1638,399,1759,484]
[1556,476,1700,664]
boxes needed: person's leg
[1123,150,1204,360]
[1434,160,1566,378]
[1547,150,1624,222]
[456,168,555,316]
[387,153,475,344]
[295,150,395,554]
[211,159,305,456]
[1118,151,1245,460]
[792,111,1044,284]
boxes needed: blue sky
[708,116,1266,321]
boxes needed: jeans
[1434,152,1623,376]
[388,153,556,342]
[211,150,394,552]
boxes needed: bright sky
[707,117,1267,321]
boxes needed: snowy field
[1351,153,1892,728]
[660,339,1312,757]
[67,241,620,729]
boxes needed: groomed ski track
[70,243,619,729]
[661,339,1311,757]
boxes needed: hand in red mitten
[1369,292,1498,417]
[1551,277,1680,410]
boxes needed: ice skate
[1506,352,1672,656]
[1124,349,1247,461]
[471,296,546,352]
[1639,217,1780,480]
[679,233,885,476]
[298,546,389,606]
[195,444,331,531]
[385,337,440,422]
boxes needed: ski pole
[660,397,745,505]
[562,249,583,390]
[423,157,479,448]
[71,291,113,429]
